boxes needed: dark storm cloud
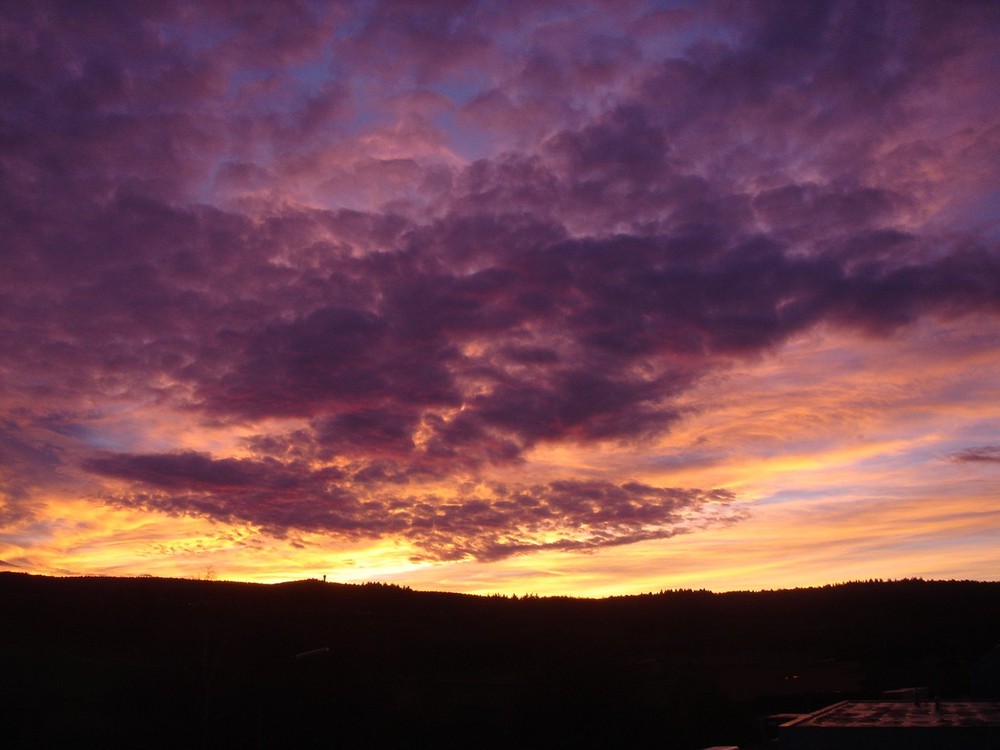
[3,1,1000,558]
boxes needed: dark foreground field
[2,573,999,749]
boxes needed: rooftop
[785,700,1000,729]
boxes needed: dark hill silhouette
[2,573,999,749]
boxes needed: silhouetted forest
[2,574,999,748]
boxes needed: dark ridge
[3,573,999,749]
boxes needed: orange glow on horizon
[4,319,997,597]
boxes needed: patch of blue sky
[36,417,95,441]
[331,0,378,42]
[847,446,949,473]
[61,406,158,453]
[340,83,380,136]
[430,108,496,162]
[635,19,700,54]
[951,186,1000,240]
[155,19,233,57]
[937,419,1000,448]
[643,449,723,471]
[72,426,139,453]
[224,66,282,103]
[288,53,338,97]
[754,485,853,507]
[430,68,496,108]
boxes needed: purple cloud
[950,446,1000,464]
[3,1,999,565]
[84,449,738,561]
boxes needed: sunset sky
[2,0,999,596]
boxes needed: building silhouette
[779,700,1000,750]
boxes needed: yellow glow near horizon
[3,319,998,597]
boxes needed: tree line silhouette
[2,573,998,748]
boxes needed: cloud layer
[85,448,737,561]
[2,1,998,576]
